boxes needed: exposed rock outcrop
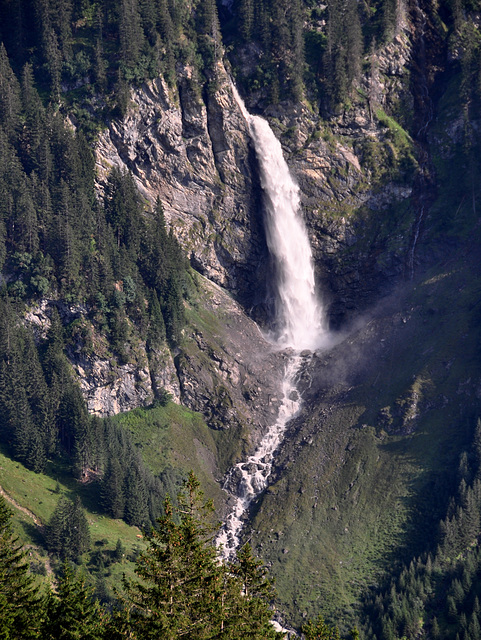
[73,355,154,416]
[68,14,442,420]
[94,30,422,332]
[22,277,285,434]
[23,299,180,416]
[175,277,286,454]
[96,63,268,313]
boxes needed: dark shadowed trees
[115,472,285,639]
[43,562,106,640]
[45,496,91,560]
[0,496,44,638]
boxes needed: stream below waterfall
[217,86,329,559]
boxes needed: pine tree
[140,197,168,292]
[45,496,91,560]
[156,0,175,83]
[44,27,62,97]
[228,543,284,638]
[345,0,362,87]
[11,385,38,464]
[119,0,144,68]
[114,538,125,562]
[147,289,166,349]
[123,463,150,528]
[239,0,254,40]
[140,0,158,44]
[382,0,398,42]
[198,0,222,62]
[51,0,73,62]
[469,612,481,638]
[93,21,107,91]
[116,473,285,638]
[473,418,481,477]
[473,595,480,616]
[162,272,184,344]
[104,167,142,254]
[431,616,441,638]
[43,562,106,639]
[119,472,224,638]
[101,458,126,519]
[14,180,39,253]
[0,496,44,638]
[0,0,28,68]
[113,67,131,117]
[57,381,91,468]
[301,614,341,639]
[0,43,22,141]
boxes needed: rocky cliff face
[21,2,480,628]
[175,276,287,462]
[25,3,452,436]
[24,298,179,415]
[257,24,419,327]
[95,28,424,333]
[79,25,432,419]
[23,276,284,454]
[95,63,269,314]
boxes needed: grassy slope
[0,394,230,591]
[244,61,481,632]
[0,445,147,589]
[0,276,255,593]
[4,56,481,632]
[110,401,228,510]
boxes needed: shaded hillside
[251,239,481,629]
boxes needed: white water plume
[217,86,328,559]
[232,85,326,351]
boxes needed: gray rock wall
[95,63,268,313]
[95,31,419,331]
[37,29,421,418]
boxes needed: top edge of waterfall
[230,81,252,124]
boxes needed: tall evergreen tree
[228,543,284,639]
[0,43,22,141]
[101,458,126,519]
[239,0,254,40]
[45,496,91,560]
[50,0,73,62]
[93,11,108,91]
[119,0,144,68]
[43,562,106,640]
[124,463,150,528]
[0,496,44,638]
[119,472,224,638]
[117,473,284,639]
[301,614,341,639]
[323,0,363,109]
[104,167,142,255]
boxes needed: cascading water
[232,86,326,351]
[216,86,328,559]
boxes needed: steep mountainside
[1,0,481,636]
[88,1,481,631]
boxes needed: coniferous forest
[1,0,481,638]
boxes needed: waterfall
[232,86,326,351]
[216,86,328,559]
